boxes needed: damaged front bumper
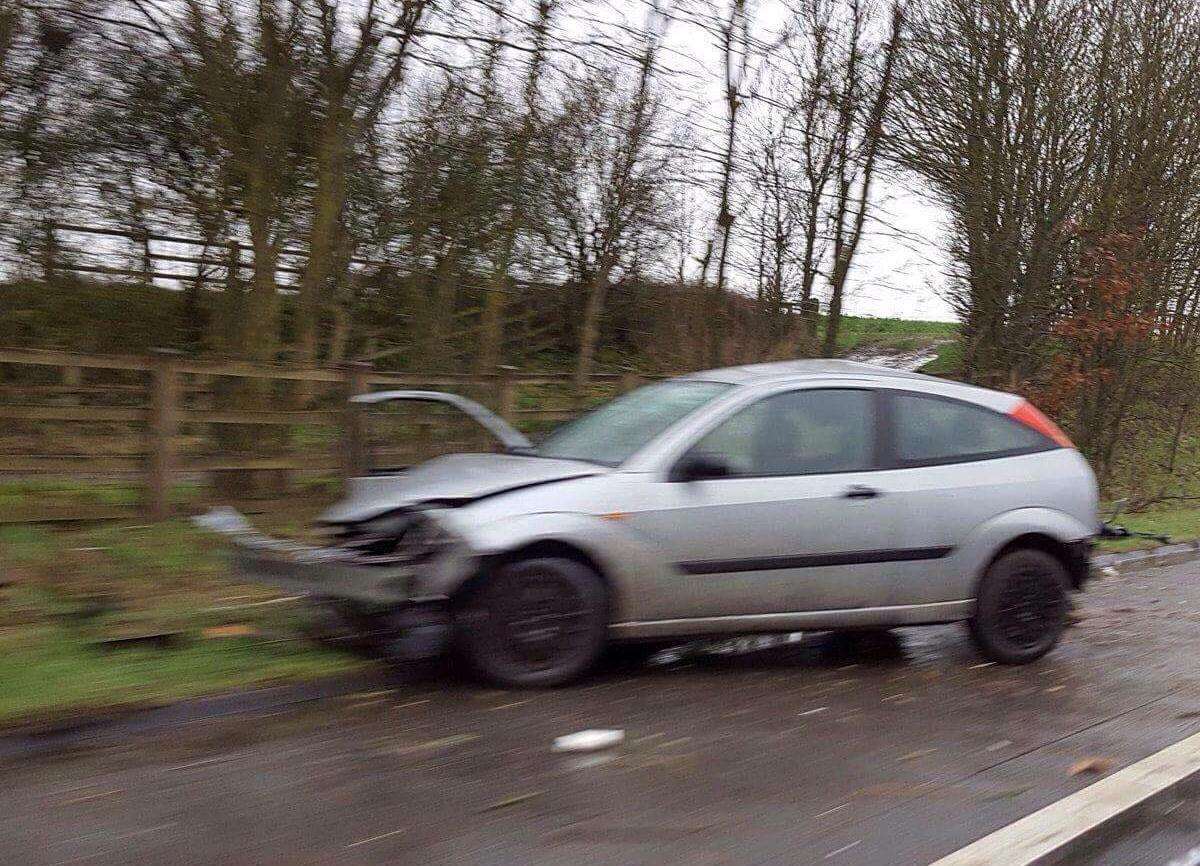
[195,508,458,660]
[195,507,419,605]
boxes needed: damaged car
[198,360,1100,687]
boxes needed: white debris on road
[553,730,625,752]
[1168,846,1200,866]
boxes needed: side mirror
[670,451,732,483]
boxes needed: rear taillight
[1009,400,1075,449]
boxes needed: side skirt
[609,600,974,639]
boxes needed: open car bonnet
[320,452,603,524]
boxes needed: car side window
[889,391,1050,465]
[687,388,875,477]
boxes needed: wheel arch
[452,538,619,619]
[982,532,1090,590]
[953,508,1095,600]
[438,510,670,621]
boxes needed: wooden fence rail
[0,347,647,522]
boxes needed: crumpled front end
[195,507,472,659]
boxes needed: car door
[627,387,906,618]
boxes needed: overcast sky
[650,0,959,322]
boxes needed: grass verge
[0,518,363,728]
[0,626,354,727]
[1096,502,1200,552]
[832,315,958,354]
[918,340,964,377]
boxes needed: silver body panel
[208,360,1100,638]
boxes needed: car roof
[680,358,938,386]
[677,358,1017,408]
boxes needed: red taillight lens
[1009,400,1075,449]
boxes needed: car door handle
[843,485,882,499]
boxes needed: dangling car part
[1096,498,1171,545]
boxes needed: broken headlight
[399,512,455,563]
[331,510,452,566]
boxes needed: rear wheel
[968,548,1069,664]
[456,557,609,688]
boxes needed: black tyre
[456,557,609,688]
[968,548,1069,664]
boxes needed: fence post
[41,219,59,281]
[146,349,180,520]
[496,365,518,425]
[620,368,642,394]
[61,365,82,406]
[341,362,371,480]
[801,297,820,338]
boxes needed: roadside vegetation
[0,519,361,727]
[833,316,957,355]
[5,0,1198,502]
[1095,504,1200,552]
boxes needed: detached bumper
[197,507,414,605]
[197,508,455,660]
[229,545,414,605]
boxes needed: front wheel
[456,557,609,688]
[968,548,1069,664]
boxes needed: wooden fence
[0,347,645,523]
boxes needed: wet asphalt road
[4,561,1200,866]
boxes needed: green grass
[831,315,958,354]
[0,626,354,726]
[0,519,362,726]
[0,479,203,520]
[0,479,141,510]
[918,340,964,377]
[1096,502,1200,552]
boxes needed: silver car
[204,360,1099,687]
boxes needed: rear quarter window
[888,391,1054,466]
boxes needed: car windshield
[535,380,732,466]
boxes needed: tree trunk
[295,121,348,403]
[574,257,614,391]
[1167,398,1191,473]
[420,245,461,371]
[822,249,849,358]
[476,243,513,374]
[475,0,555,374]
[821,5,902,358]
[213,215,281,499]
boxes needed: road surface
[3,560,1200,866]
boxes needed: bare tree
[474,0,555,375]
[292,0,432,375]
[820,0,902,356]
[706,0,753,365]
[538,6,670,390]
[744,0,841,345]
[893,0,1098,384]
